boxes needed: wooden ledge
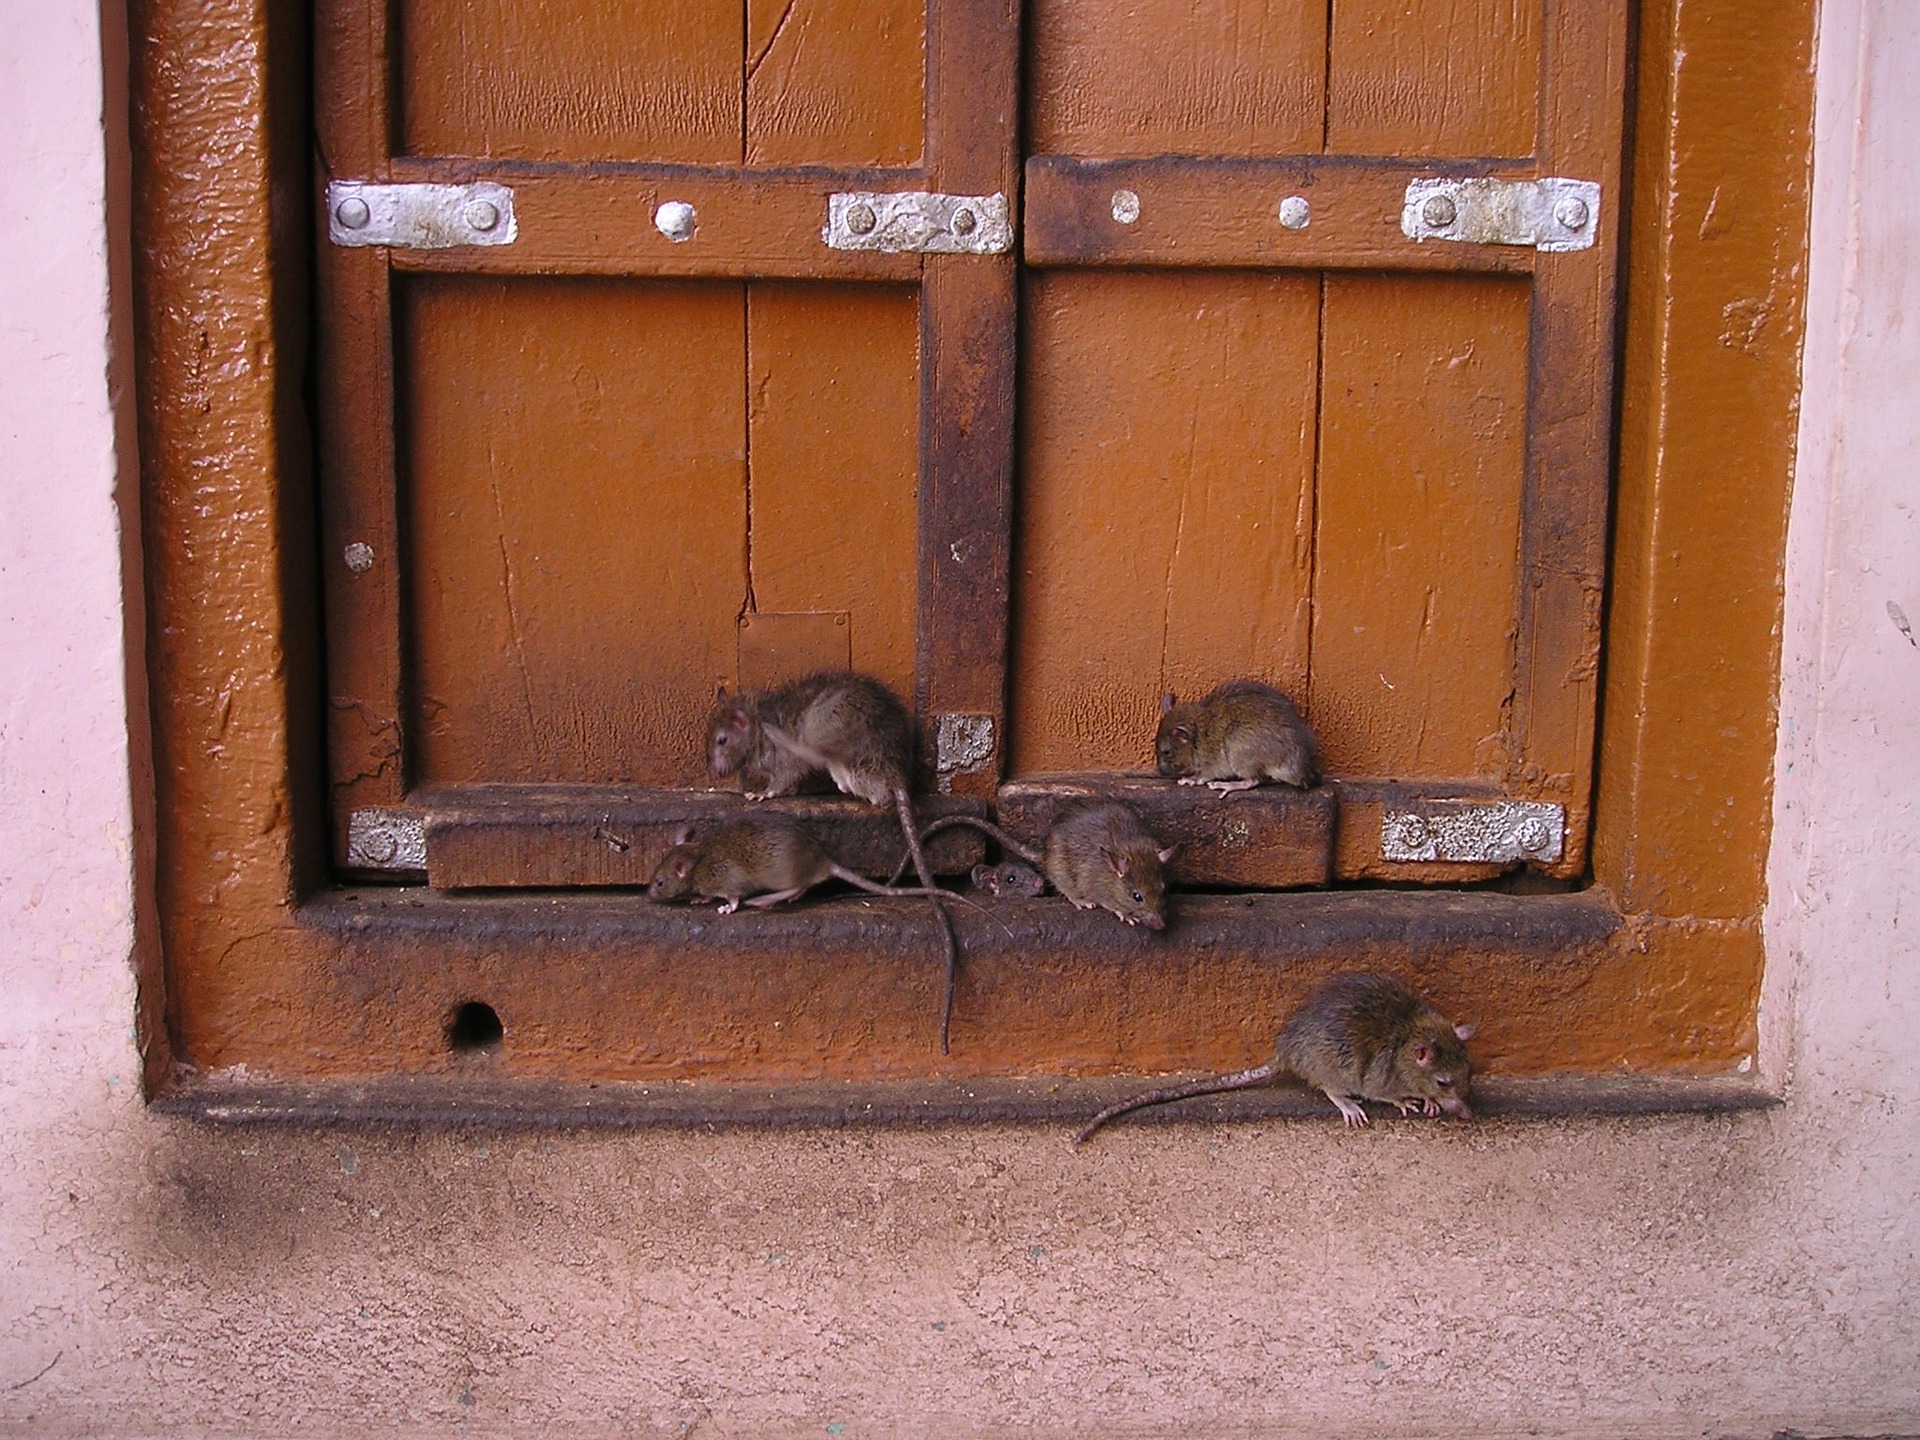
[149,1070,1780,1132]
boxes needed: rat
[1155,679,1321,791]
[906,801,1175,931]
[647,813,954,914]
[970,859,1047,899]
[1074,971,1476,1143]
[703,669,962,1048]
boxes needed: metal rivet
[1277,195,1310,230]
[654,200,697,243]
[1421,194,1457,229]
[335,196,371,230]
[1516,818,1553,855]
[1110,189,1141,225]
[950,207,976,236]
[363,830,399,865]
[1554,196,1590,231]
[343,541,375,573]
[845,202,876,235]
[464,199,500,233]
[1397,816,1432,848]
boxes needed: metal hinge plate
[824,191,1013,255]
[1401,177,1600,252]
[327,181,517,250]
[1380,801,1566,865]
[346,807,428,870]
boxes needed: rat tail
[894,788,964,1055]
[1074,1064,1277,1146]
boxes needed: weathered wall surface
[2,1,1918,1436]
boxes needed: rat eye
[1130,890,1144,903]
[1436,1075,1455,1088]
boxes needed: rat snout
[1439,1094,1473,1119]
[1142,912,1166,931]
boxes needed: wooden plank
[397,0,744,164]
[1010,270,1320,775]
[997,775,1333,890]
[399,276,747,788]
[314,0,408,862]
[1505,0,1630,876]
[421,787,988,888]
[1327,0,1542,158]
[382,161,926,282]
[1023,155,1539,273]
[1308,273,1531,786]
[916,0,1020,795]
[745,283,920,703]
[747,0,925,166]
[1027,0,1325,157]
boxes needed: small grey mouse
[911,802,1176,931]
[1075,972,1476,1142]
[1155,679,1321,791]
[971,859,1047,899]
[703,670,961,1049]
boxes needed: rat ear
[670,824,697,846]
[1454,1021,1478,1042]
[971,863,994,888]
[714,682,730,701]
[1101,846,1128,877]
[1410,1039,1434,1067]
[1160,691,1177,714]
[1157,844,1179,865]
[1173,724,1194,744]
[671,854,694,879]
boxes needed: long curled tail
[893,788,964,1054]
[1074,1064,1278,1146]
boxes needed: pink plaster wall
[2,1,1919,1435]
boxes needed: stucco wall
[2,1,1917,1435]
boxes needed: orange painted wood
[421,788,987,888]
[1027,0,1325,157]
[382,160,925,282]
[1309,274,1530,786]
[1327,0,1542,158]
[400,276,747,788]
[997,775,1333,889]
[746,283,921,700]
[747,0,925,166]
[398,0,744,163]
[1022,155,1538,274]
[1011,270,1319,776]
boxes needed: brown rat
[1075,971,1476,1142]
[910,802,1175,931]
[703,670,961,1048]
[970,859,1047,899]
[1156,679,1320,791]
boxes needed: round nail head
[655,200,697,243]
[343,541,375,574]
[951,207,976,236]
[1111,189,1141,225]
[1277,195,1311,230]
[335,196,371,230]
[465,199,500,233]
[1422,194,1457,229]
[1554,196,1590,231]
[846,202,877,235]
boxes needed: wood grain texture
[747,0,924,166]
[1012,270,1319,775]
[1028,0,1325,157]
[1309,274,1530,783]
[421,787,987,887]
[400,276,746,787]
[747,283,920,700]
[1022,155,1539,273]
[997,774,1333,889]
[399,0,743,163]
[1328,0,1542,157]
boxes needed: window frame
[129,0,1813,1118]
